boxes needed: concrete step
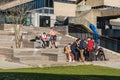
[40,48,63,53]
[109,59,120,61]
[16,54,62,62]
[20,61,85,67]
[0,42,15,48]
[105,53,120,59]
[0,30,14,35]
[14,48,42,55]
[13,48,66,62]
[0,35,14,40]
[22,27,51,34]
[16,55,43,61]
[0,41,14,44]
[59,39,74,42]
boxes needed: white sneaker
[72,60,75,62]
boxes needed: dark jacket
[79,40,87,50]
[70,43,78,54]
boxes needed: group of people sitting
[30,28,58,48]
[64,37,107,62]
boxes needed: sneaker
[55,46,58,48]
[72,60,75,62]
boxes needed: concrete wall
[83,10,101,26]
[0,0,33,10]
[83,10,102,34]
[104,0,120,7]
[86,0,104,7]
[54,26,68,35]
[0,48,13,59]
[54,2,76,17]
[85,0,120,7]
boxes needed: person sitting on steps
[41,32,48,47]
[96,47,108,61]
[35,33,45,48]
[49,28,58,48]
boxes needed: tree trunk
[14,24,22,48]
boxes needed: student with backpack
[64,43,74,62]
[78,39,85,62]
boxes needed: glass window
[44,9,49,13]
[50,9,54,14]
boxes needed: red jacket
[87,39,94,51]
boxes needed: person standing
[78,39,87,62]
[87,38,95,61]
[71,38,80,61]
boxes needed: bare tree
[1,0,32,48]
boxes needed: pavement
[0,61,32,69]
[0,55,120,69]
[0,55,32,69]
[92,60,120,69]
[0,60,120,69]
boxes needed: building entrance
[40,16,50,27]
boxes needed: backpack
[82,41,87,49]
[64,46,67,53]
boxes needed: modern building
[0,0,120,52]
[0,0,76,27]
[69,0,120,52]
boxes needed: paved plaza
[0,59,120,69]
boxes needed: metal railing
[68,25,120,53]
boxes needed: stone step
[0,41,15,44]
[58,44,67,47]
[60,40,75,43]
[20,61,57,66]
[14,49,63,56]
[15,56,43,61]
[105,53,120,59]
[14,48,41,55]
[0,35,14,40]
[41,48,63,52]
[19,53,66,64]
[0,30,14,35]
[0,40,14,43]
[16,54,58,62]
[59,42,73,45]
[14,52,41,56]
[60,38,75,41]
[0,47,66,63]
[60,39,75,42]
[0,41,15,48]
[20,61,83,67]
[109,59,120,61]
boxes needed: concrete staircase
[9,27,74,65]
[12,48,66,65]
[0,25,120,66]
[0,31,15,48]
[104,48,120,61]
[15,27,75,65]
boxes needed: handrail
[68,25,120,53]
